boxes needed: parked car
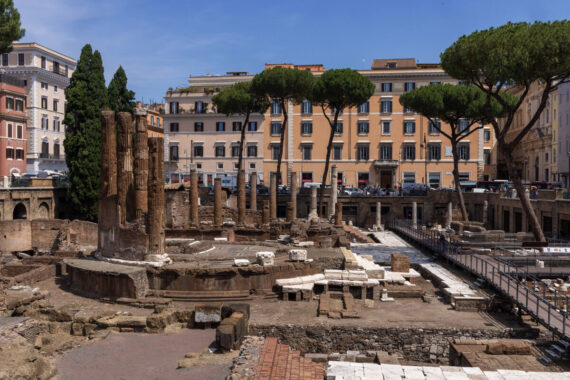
[402,183,428,196]
[256,184,269,195]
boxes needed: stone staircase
[539,339,569,364]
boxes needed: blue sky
[15,0,569,103]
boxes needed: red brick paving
[254,337,324,380]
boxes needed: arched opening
[13,203,27,220]
[37,202,50,219]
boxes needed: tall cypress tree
[64,44,108,221]
[107,66,135,114]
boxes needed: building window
[16,125,22,139]
[428,143,441,160]
[302,145,312,160]
[41,97,47,109]
[231,145,240,157]
[403,144,416,160]
[270,122,281,135]
[150,116,155,126]
[381,82,392,92]
[247,145,257,157]
[157,118,160,128]
[170,122,179,132]
[6,147,14,159]
[53,143,60,159]
[429,120,441,134]
[381,99,392,113]
[5,97,13,110]
[302,172,313,183]
[484,150,491,165]
[41,82,48,90]
[2,53,7,66]
[16,148,24,160]
[458,172,470,182]
[271,101,281,115]
[458,119,470,134]
[248,121,257,131]
[215,145,225,157]
[54,85,58,93]
[404,82,416,92]
[249,162,256,169]
[403,172,416,184]
[233,162,239,170]
[7,123,12,137]
[458,143,470,160]
[428,172,441,189]
[357,144,369,161]
[331,106,344,115]
[484,128,491,142]
[169,145,179,161]
[271,145,280,160]
[42,116,48,130]
[382,120,391,135]
[18,53,24,66]
[194,145,204,157]
[169,102,178,114]
[301,100,312,114]
[334,121,343,135]
[194,122,203,132]
[357,121,369,135]
[53,99,58,112]
[15,99,23,111]
[358,101,370,114]
[430,81,441,85]
[216,122,225,131]
[380,144,392,160]
[53,117,60,132]
[232,121,242,131]
[301,121,313,135]
[333,145,342,160]
[41,141,49,158]
[194,101,204,114]
[403,120,416,134]
[217,163,224,170]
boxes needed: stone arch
[37,202,50,219]
[13,203,27,220]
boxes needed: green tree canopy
[312,68,375,215]
[251,67,314,183]
[0,0,25,55]
[64,44,108,221]
[441,21,570,241]
[107,66,135,114]
[400,83,516,221]
[212,81,269,171]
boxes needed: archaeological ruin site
[1,108,570,379]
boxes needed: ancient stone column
[190,168,199,226]
[249,172,257,211]
[237,169,246,225]
[335,202,343,227]
[147,137,165,256]
[376,202,381,228]
[270,172,277,220]
[286,201,294,222]
[412,201,418,229]
[447,201,453,229]
[214,177,223,226]
[289,171,297,221]
[134,109,149,221]
[309,186,318,218]
[100,110,117,198]
[262,200,270,224]
[330,165,338,219]
[483,200,488,228]
[117,112,134,224]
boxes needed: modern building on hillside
[136,101,164,138]
[502,82,560,184]
[1,42,76,174]
[0,73,27,184]
[163,71,263,186]
[164,59,486,189]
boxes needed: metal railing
[388,219,570,339]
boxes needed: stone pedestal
[270,172,277,220]
[249,172,257,211]
[412,201,418,229]
[237,169,246,225]
[330,165,338,219]
[289,171,297,221]
[214,178,223,226]
[190,169,199,226]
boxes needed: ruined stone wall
[0,219,31,251]
[249,325,521,364]
[165,189,189,229]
